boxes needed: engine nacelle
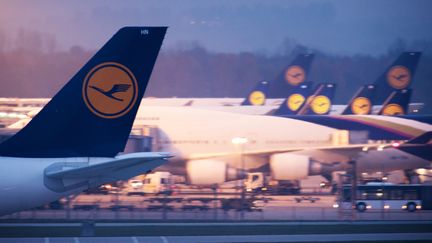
[270,153,326,180]
[186,159,244,185]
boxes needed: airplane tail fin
[396,131,432,161]
[0,27,167,158]
[241,81,269,106]
[377,89,412,115]
[373,52,421,105]
[341,84,375,115]
[272,82,312,115]
[297,83,336,115]
[268,53,315,98]
[405,131,432,145]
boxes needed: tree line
[0,31,431,112]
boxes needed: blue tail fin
[373,52,421,105]
[297,83,336,115]
[0,27,167,158]
[397,131,432,161]
[378,89,412,115]
[268,53,315,98]
[341,84,375,115]
[272,82,312,115]
[241,81,269,106]
[405,131,432,145]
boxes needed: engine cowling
[270,153,327,180]
[186,159,244,185]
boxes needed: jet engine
[270,153,330,180]
[186,159,244,185]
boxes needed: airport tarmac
[2,233,432,243]
[1,221,431,242]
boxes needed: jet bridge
[124,126,161,153]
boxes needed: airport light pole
[232,137,248,220]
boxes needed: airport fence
[1,194,432,222]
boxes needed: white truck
[245,172,300,195]
[142,172,175,195]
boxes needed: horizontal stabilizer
[45,152,172,180]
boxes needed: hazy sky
[1,0,431,55]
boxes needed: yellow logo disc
[387,65,411,89]
[248,91,266,106]
[311,95,331,114]
[287,93,305,111]
[285,65,305,86]
[382,104,405,115]
[83,62,138,119]
[351,97,371,115]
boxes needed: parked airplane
[0,27,170,216]
[163,52,422,115]
[0,52,422,115]
[378,89,412,115]
[241,53,315,106]
[273,83,336,116]
[341,84,376,115]
[129,105,432,185]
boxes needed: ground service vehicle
[245,172,300,195]
[338,183,432,212]
[143,172,174,195]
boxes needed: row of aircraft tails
[0,51,423,117]
[0,27,431,216]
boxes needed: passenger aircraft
[0,27,170,216]
[0,49,429,188]
[5,102,431,186]
[130,105,432,185]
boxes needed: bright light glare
[232,137,248,145]
[392,142,400,147]
[416,168,427,175]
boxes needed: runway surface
[1,233,432,243]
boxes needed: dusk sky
[1,0,432,55]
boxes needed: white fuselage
[0,106,430,215]
[0,156,133,216]
[0,157,82,215]
[133,106,431,172]
[133,106,338,161]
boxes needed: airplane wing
[189,143,390,162]
[45,152,172,180]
